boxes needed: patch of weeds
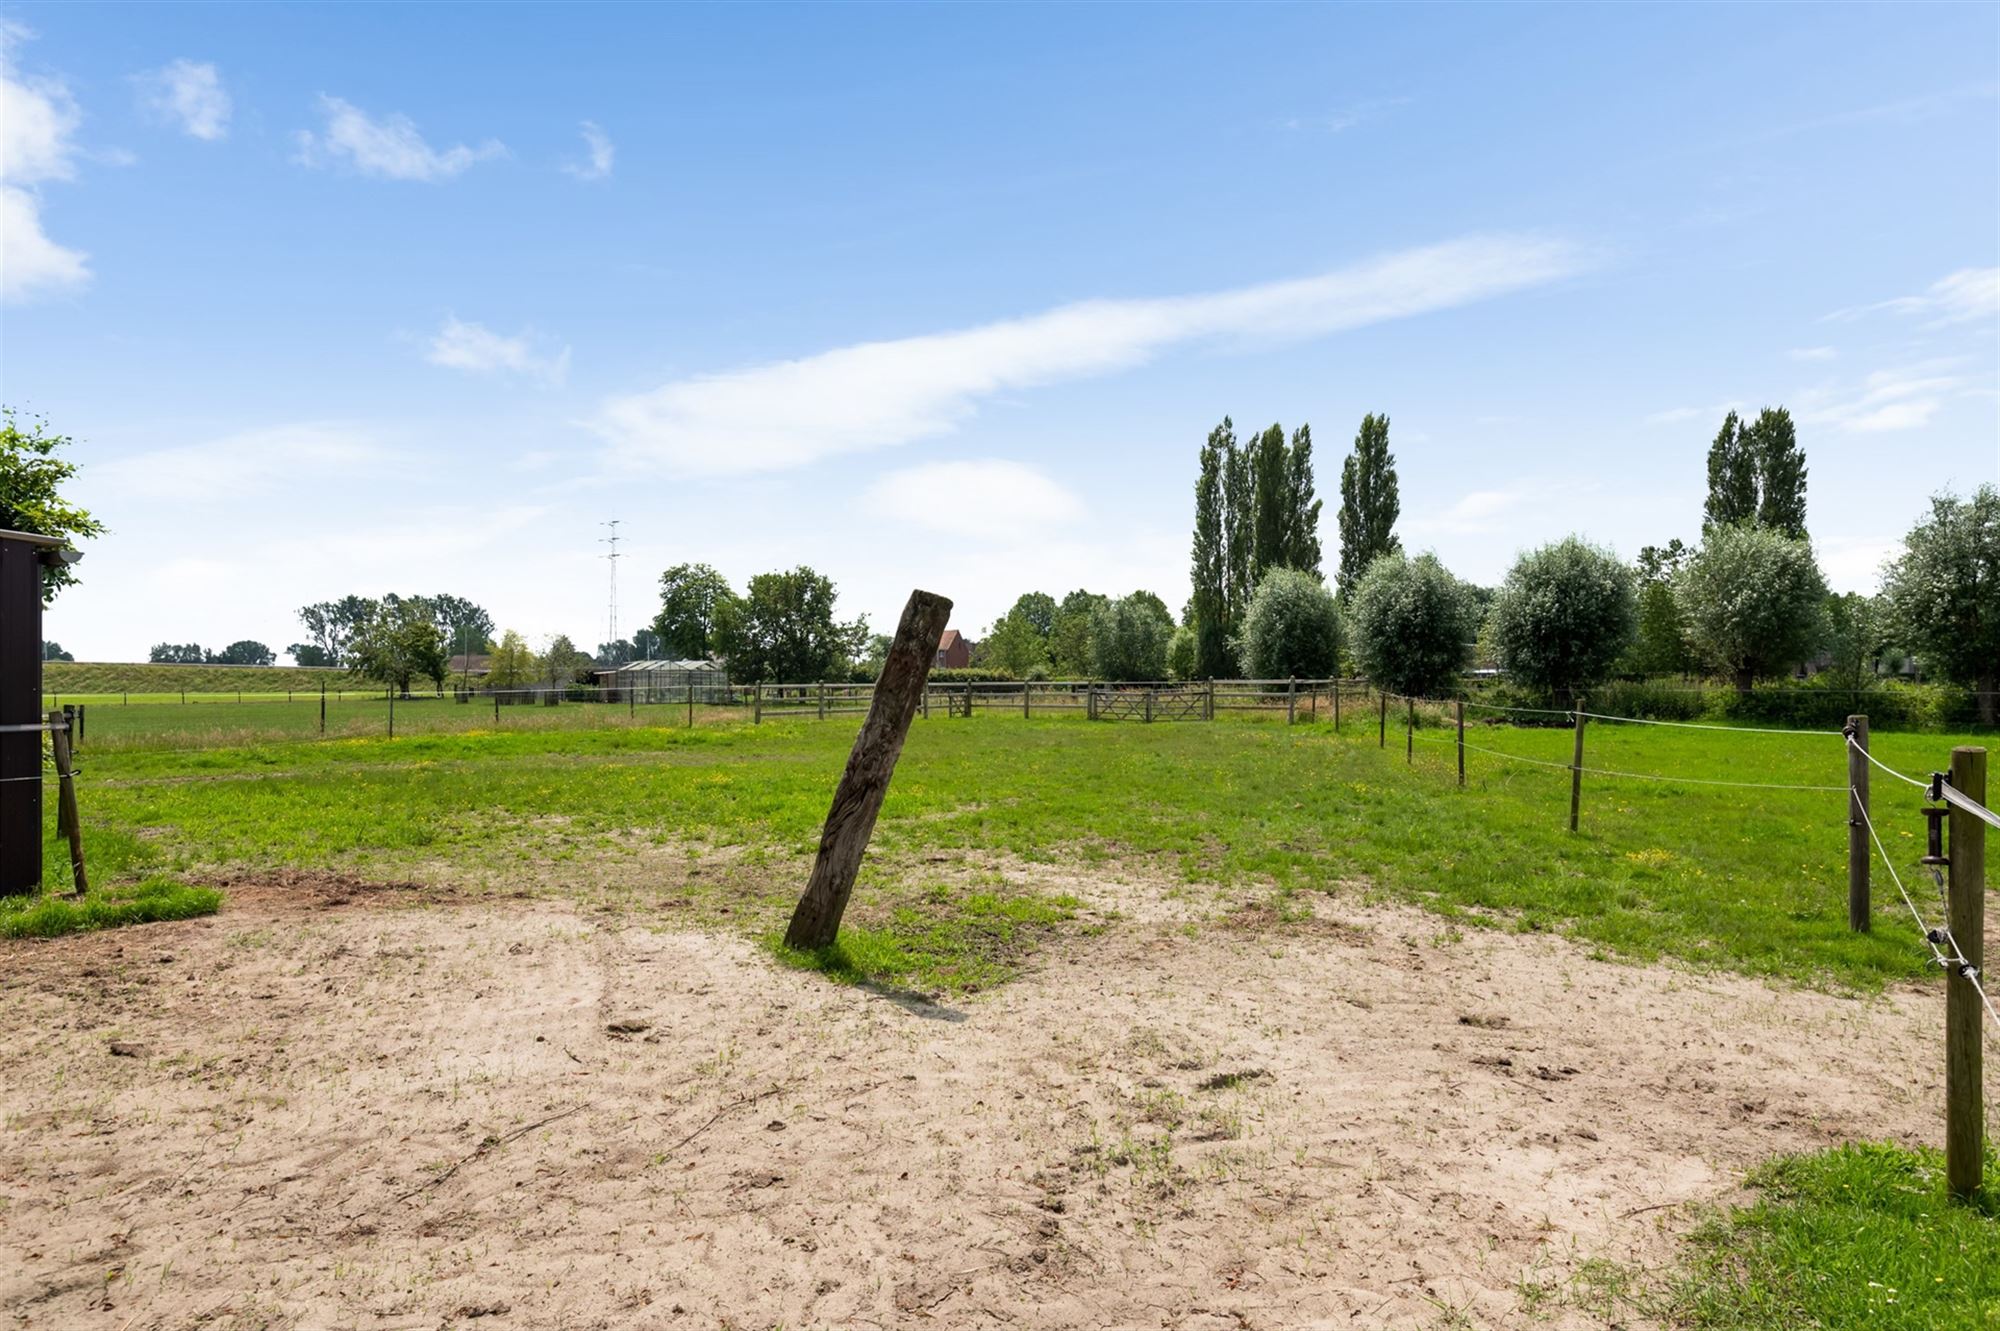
[1197,1068,1269,1092]
[765,887,1079,994]
[0,876,222,939]
[1658,1142,1999,1330]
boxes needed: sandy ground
[0,870,1980,1331]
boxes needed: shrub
[1348,553,1479,698]
[1238,568,1341,680]
[1676,526,1828,692]
[1090,594,1173,681]
[1166,625,1198,681]
[1488,538,1636,705]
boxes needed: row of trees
[652,564,870,684]
[1187,419,1324,677]
[148,641,279,666]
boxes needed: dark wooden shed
[1,528,69,895]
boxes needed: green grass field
[18,705,1982,991]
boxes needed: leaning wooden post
[1846,715,1869,931]
[1456,700,1465,788]
[1567,699,1587,832]
[1945,745,1986,1201]
[783,589,952,951]
[47,710,86,896]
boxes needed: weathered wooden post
[754,682,763,725]
[921,685,929,721]
[1145,688,1155,723]
[1568,700,1587,832]
[1378,689,1386,748]
[1456,700,1465,788]
[1023,681,1031,719]
[963,681,973,719]
[783,589,952,951]
[322,680,328,734]
[1846,715,1869,931]
[687,681,695,728]
[1406,696,1414,763]
[818,682,827,721]
[1287,677,1297,725]
[1333,679,1341,731]
[47,709,85,895]
[388,689,395,739]
[1206,678,1215,721]
[1946,745,1986,1200]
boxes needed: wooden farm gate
[1090,686,1208,722]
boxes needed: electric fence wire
[1853,789,2000,1041]
[1408,729,1848,791]
[1847,735,1931,791]
[1573,711,1845,737]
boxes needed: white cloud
[0,25,88,301]
[1818,537,1900,595]
[563,120,613,181]
[1408,488,1523,536]
[295,95,505,181]
[425,316,571,385]
[594,233,1590,475]
[136,59,230,140]
[1787,345,1837,362]
[1826,267,2000,328]
[92,423,390,502]
[1796,359,1969,433]
[1279,97,1412,133]
[861,460,1086,542]
[1643,401,1743,427]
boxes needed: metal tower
[601,519,622,647]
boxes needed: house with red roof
[935,629,971,669]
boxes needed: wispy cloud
[0,23,88,300]
[1406,488,1524,536]
[425,316,570,385]
[136,59,230,140]
[1279,97,1412,133]
[1795,359,1971,433]
[294,95,505,181]
[862,460,1086,542]
[1825,267,2000,328]
[563,120,613,181]
[1643,401,1743,427]
[1787,346,1837,362]
[92,423,390,501]
[594,233,1591,475]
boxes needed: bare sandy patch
[0,876,1976,1330]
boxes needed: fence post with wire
[1944,746,1986,1199]
[1846,715,1869,932]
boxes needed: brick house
[935,629,971,669]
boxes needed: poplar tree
[1748,407,1808,538]
[1223,429,1255,628]
[1189,421,1233,678]
[1702,410,1758,530]
[1336,413,1400,596]
[1285,423,1323,575]
[1250,422,1289,579]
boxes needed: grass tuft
[767,888,1079,994]
[1664,1141,2000,1329]
[0,876,223,939]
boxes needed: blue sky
[3,3,1996,662]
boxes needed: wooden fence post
[321,680,328,735]
[1287,677,1297,725]
[1378,689,1386,748]
[388,689,395,739]
[47,710,86,896]
[964,681,973,719]
[1145,688,1155,723]
[1333,679,1340,732]
[754,683,763,725]
[1456,700,1465,788]
[687,682,695,728]
[1206,678,1215,721]
[818,682,827,721]
[494,692,500,724]
[1846,715,1869,931]
[1945,745,1986,1200]
[1024,681,1031,719]
[921,685,929,721]
[783,589,952,950]
[1568,699,1587,832]
[1406,696,1414,763]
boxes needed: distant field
[43,660,351,700]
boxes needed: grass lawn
[1661,1142,1999,1329]
[39,707,1987,991]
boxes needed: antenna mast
[600,519,622,647]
